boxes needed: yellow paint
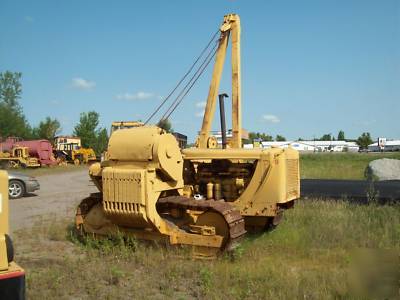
[198,14,242,149]
[0,171,8,270]
[0,171,25,274]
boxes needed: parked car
[8,172,40,199]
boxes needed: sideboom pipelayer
[76,14,300,258]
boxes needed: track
[301,179,400,202]
[76,194,247,255]
[157,196,246,251]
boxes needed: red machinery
[0,138,56,166]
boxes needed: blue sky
[1,0,399,142]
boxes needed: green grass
[2,164,88,177]
[300,152,400,180]
[14,200,400,299]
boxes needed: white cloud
[116,91,154,101]
[24,16,34,22]
[71,78,96,90]
[195,110,205,118]
[262,114,280,123]
[195,101,207,108]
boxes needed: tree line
[305,131,372,149]
[0,71,108,155]
[245,132,287,143]
[247,130,373,149]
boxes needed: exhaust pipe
[218,93,229,149]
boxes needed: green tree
[0,71,32,139]
[337,130,345,140]
[74,111,100,148]
[157,118,173,133]
[74,111,108,154]
[356,132,373,149]
[248,132,273,142]
[32,117,61,141]
[94,128,109,155]
[320,134,332,141]
[275,134,286,141]
[0,71,22,110]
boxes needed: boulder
[365,158,400,181]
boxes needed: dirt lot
[9,169,96,233]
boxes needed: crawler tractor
[0,171,25,299]
[76,14,300,257]
[0,146,40,169]
[54,137,97,165]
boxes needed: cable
[161,43,218,121]
[160,41,218,121]
[161,44,218,121]
[144,30,220,124]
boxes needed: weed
[228,244,244,262]
[108,266,124,285]
[13,199,400,299]
[199,267,213,294]
[366,179,379,204]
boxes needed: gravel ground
[9,169,97,233]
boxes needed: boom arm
[198,14,242,149]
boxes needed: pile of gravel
[365,158,400,181]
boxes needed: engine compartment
[183,159,256,202]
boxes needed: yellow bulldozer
[0,146,40,169]
[0,170,25,298]
[54,136,97,165]
[76,14,300,257]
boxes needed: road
[9,170,96,233]
[301,179,400,202]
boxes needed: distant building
[244,140,359,152]
[210,129,249,146]
[54,136,82,150]
[172,132,188,149]
[368,139,400,152]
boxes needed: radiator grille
[286,158,299,198]
[102,168,145,214]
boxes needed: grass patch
[13,200,400,299]
[1,164,88,177]
[300,152,400,180]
